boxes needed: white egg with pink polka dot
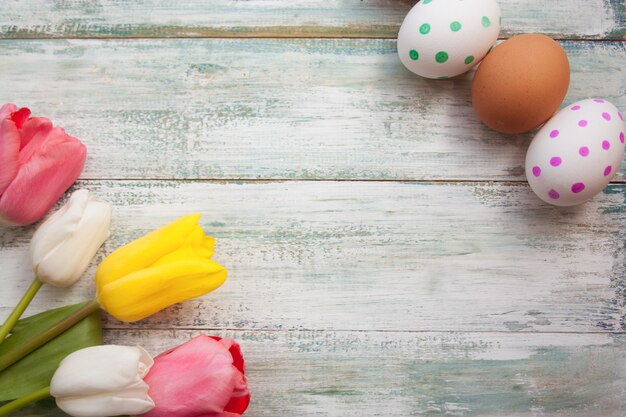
[526,98,625,207]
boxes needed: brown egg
[471,34,570,134]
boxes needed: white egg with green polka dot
[397,0,501,79]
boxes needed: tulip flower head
[0,103,86,226]
[139,335,250,417]
[31,189,112,287]
[95,214,227,322]
[50,345,155,417]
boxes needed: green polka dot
[435,51,448,63]
[450,21,462,32]
[437,76,449,79]
[482,16,491,28]
[423,0,432,4]
[409,49,419,61]
[419,23,431,34]
[464,55,475,65]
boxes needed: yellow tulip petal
[184,226,216,259]
[95,214,205,287]
[151,246,205,267]
[97,259,227,323]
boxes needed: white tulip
[50,345,155,417]
[30,189,112,287]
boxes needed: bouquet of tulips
[0,104,250,416]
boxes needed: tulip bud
[0,103,86,226]
[50,345,155,417]
[31,189,112,287]
[95,214,227,322]
[138,335,250,417]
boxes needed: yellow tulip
[95,214,227,322]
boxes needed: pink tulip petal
[18,124,66,165]
[213,337,250,413]
[0,119,21,195]
[18,116,53,149]
[211,337,246,374]
[11,107,31,129]
[223,396,251,415]
[0,103,17,121]
[141,335,250,417]
[0,128,86,225]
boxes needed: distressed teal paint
[0,0,623,40]
[0,40,623,181]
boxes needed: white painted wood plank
[1,181,623,333]
[15,330,626,416]
[0,0,623,40]
[0,39,623,181]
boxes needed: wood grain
[1,180,624,333]
[15,330,626,417]
[0,0,624,40]
[1,2,625,416]
[0,39,623,181]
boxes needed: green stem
[0,386,51,416]
[0,278,43,344]
[0,299,100,373]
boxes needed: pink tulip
[139,335,250,417]
[0,103,86,226]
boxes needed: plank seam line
[0,36,624,42]
[78,178,626,185]
[102,327,626,335]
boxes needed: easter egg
[526,99,625,206]
[397,0,501,79]
[472,34,570,134]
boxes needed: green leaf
[0,302,102,401]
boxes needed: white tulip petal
[51,345,153,397]
[31,189,112,287]
[36,200,112,287]
[56,391,155,417]
[30,189,89,268]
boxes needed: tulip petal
[50,345,153,397]
[0,127,86,225]
[0,119,21,196]
[10,107,30,129]
[95,214,214,287]
[140,335,249,417]
[18,116,53,150]
[32,190,112,287]
[0,103,17,120]
[214,337,246,375]
[51,345,155,416]
[56,391,155,417]
[31,189,90,268]
[98,259,227,323]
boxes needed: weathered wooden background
[0,1,625,416]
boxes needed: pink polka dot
[602,112,611,121]
[619,112,624,121]
[571,182,585,194]
[550,157,562,167]
[579,146,589,157]
[578,120,588,127]
[594,99,605,103]
[549,130,559,138]
[548,189,560,200]
[604,166,613,177]
[532,166,541,177]
[571,105,581,111]
[602,140,611,150]
[620,132,624,143]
